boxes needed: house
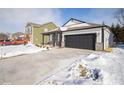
[25,22,57,45]
[12,32,25,40]
[42,18,114,50]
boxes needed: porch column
[42,34,44,45]
[59,32,62,47]
[49,34,50,43]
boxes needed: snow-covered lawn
[40,45,124,85]
[0,44,47,58]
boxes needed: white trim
[62,28,102,43]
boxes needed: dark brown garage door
[65,34,96,50]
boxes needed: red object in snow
[0,40,15,46]
[0,40,4,45]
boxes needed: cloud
[0,8,119,33]
[0,8,62,33]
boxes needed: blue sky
[60,8,118,25]
[0,8,118,33]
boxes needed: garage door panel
[65,34,96,50]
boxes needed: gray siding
[61,27,113,50]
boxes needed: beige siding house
[25,22,57,45]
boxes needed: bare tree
[0,33,9,40]
[115,8,124,26]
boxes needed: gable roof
[62,18,86,27]
[42,18,108,34]
[26,22,57,28]
[61,18,105,31]
[62,18,102,27]
[26,22,41,27]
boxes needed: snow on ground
[0,43,47,58]
[39,45,124,85]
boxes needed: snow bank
[40,45,124,85]
[0,43,47,58]
[116,44,124,48]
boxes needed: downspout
[102,26,104,50]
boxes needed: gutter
[62,25,107,32]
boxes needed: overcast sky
[0,8,118,33]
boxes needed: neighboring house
[42,18,114,50]
[25,22,57,45]
[12,32,25,40]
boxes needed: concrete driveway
[0,48,94,85]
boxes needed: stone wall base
[61,42,65,48]
[95,43,103,51]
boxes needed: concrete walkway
[0,48,93,85]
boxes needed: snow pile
[116,44,124,48]
[0,43,47,58]
[40,46,124,85]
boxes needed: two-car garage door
[64,34,96,50]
